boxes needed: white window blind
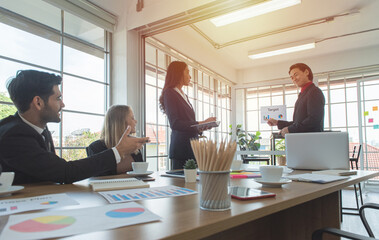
[43,0,117,32]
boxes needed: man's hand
[280,127,289,137]
[115,126,150,158]
[267,118,278,126]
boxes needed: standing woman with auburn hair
[159,61,216,169]
[87,105,146,175]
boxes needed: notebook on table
[90,178,149,192]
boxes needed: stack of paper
[230,172,261,179]
[286,173,349,184]
[311,170,357,176]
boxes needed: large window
[145,38,232,171]
[0,1,111,160]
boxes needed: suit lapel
[173,90,195,117]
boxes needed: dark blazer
[278,83,325,133]
[87,139,143,176]
[0,113,117,184]
[163,88,199,160]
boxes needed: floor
[340,184,379,239]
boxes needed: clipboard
[191,121,220,130]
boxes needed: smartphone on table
[230,186,276,200]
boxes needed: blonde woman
[87,105,146,174]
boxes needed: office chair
[312,203,379,240]
[342,145,363,216]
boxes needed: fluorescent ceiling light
[248,40,315,60]
[211,0,301,27]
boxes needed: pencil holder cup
[198,170,231,211]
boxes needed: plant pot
[277,156,286,166]
[184,169,197,182]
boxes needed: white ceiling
[155,0,379,70]
[90,0,379,75]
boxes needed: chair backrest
[351,144,362,160]
[350,144,362,170]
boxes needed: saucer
[126,171,154,177]
[0,186,24,196]
[254,178,291,187]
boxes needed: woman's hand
[198,117,217,131]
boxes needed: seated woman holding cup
[87,105,148,175]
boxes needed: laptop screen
[285,132,349,170]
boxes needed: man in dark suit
[267,63,325,137]
[0,70,149,184]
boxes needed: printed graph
[10,215,75,233]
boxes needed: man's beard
[41,105,61,123]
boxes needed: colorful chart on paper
[0,193,78,216]
[10,216,75,233]
[40,201,58,205]
[99,185,197,204]
[261,105,287,123]
[0,202,161,240]
[106,208,145,218]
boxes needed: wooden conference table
[0,170,378,240]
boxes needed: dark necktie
[41,129,55,153]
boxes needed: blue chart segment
[102,186,197,203]
[106,208,145,218]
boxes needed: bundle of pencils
[190,139,237,171]
[190,139,237,210]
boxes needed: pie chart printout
[105,208,145,218]
[9,215,76,233]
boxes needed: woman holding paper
[159,61,216,169]
[87,105,146,174]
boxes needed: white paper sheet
[99,185,197,204]
[260,105,287,123]
[0,193,79,216]
[0,202,161,240]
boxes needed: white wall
[155,27,236,82]
[237,45,379,84]
[111,10,128,105]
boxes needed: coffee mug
[132,162,149,174]
[0,172,15,191]
[259,166,283,182]
[231,160,243,171]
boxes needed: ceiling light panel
[211,0,301,27]
[248,39,315,59]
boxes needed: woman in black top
[159,61,216,169]
[87,105,143,175]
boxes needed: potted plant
[275,139,286,166]
[229,124,261,151]
[183,159,197,182]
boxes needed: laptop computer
[285,132,349,170]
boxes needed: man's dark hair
[289,63,313,81]
[6,70,62,113]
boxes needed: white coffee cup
[259,166,283,182]
[0,172,15,191]
[231,160,243,171]
[132,162,149,174]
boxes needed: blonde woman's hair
[101,105,131,149]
